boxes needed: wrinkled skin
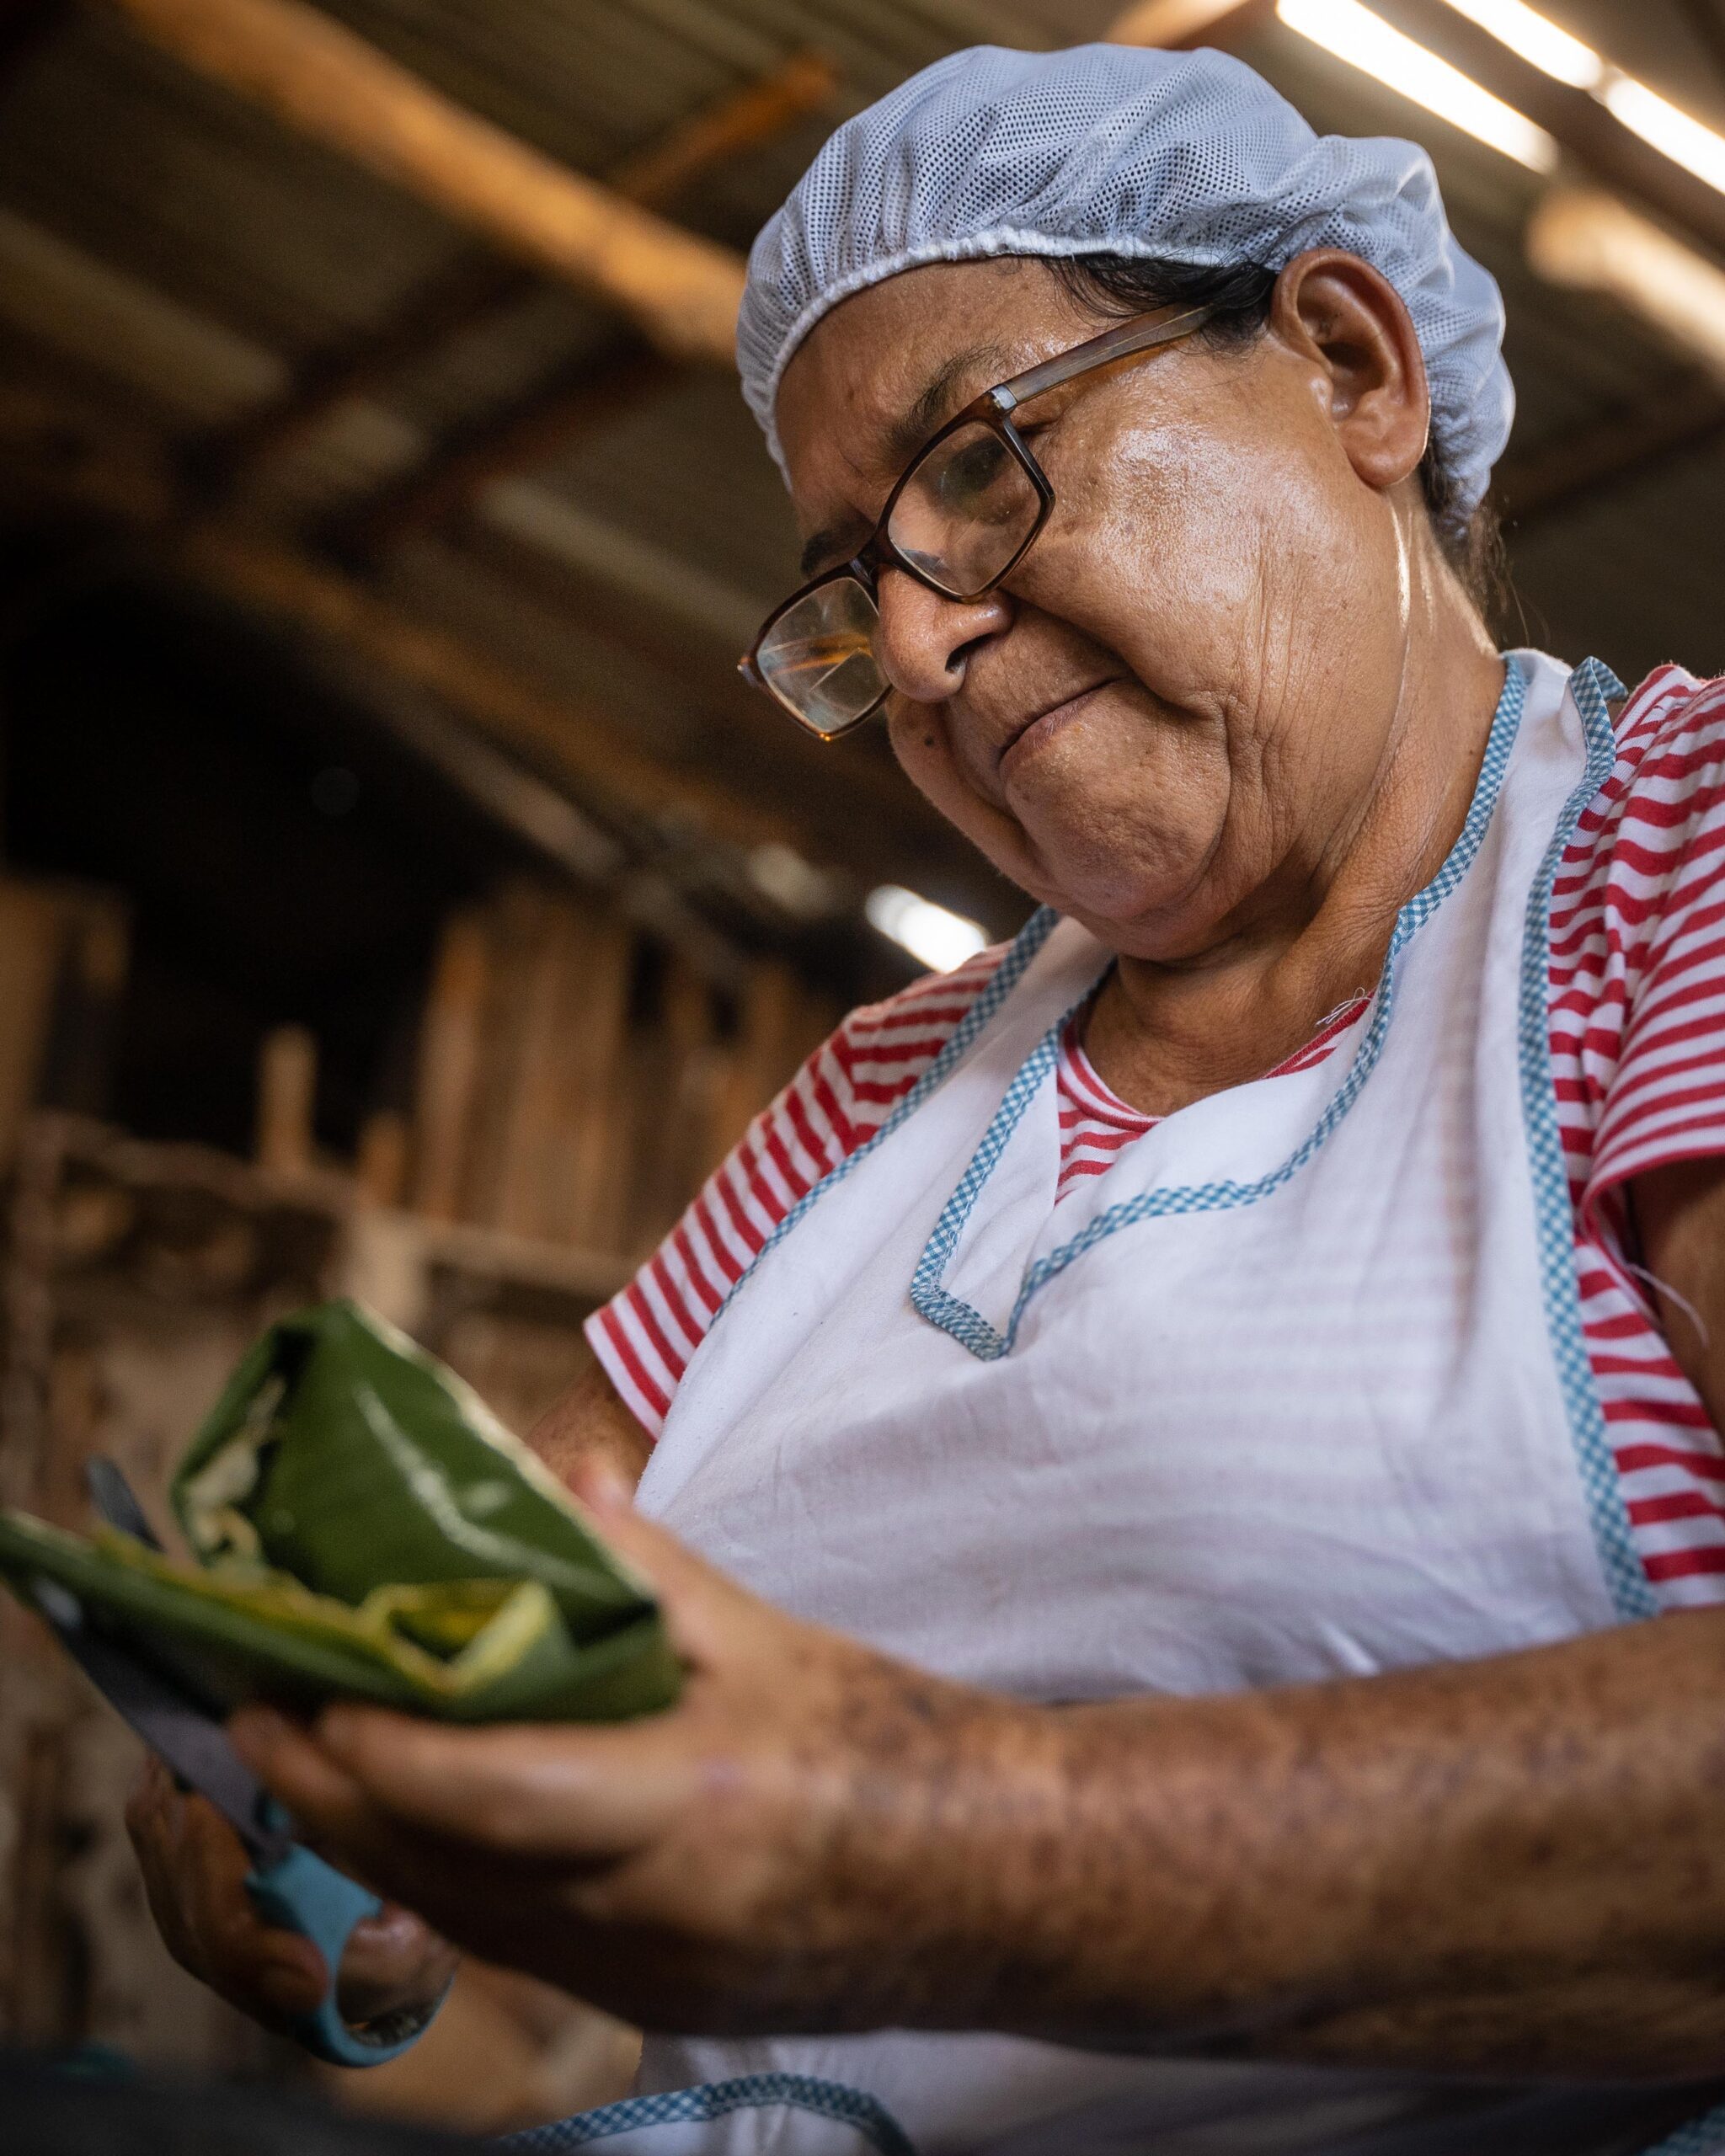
[776,251,1503,1108]
[129,255,1725,2078]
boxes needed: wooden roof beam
[181,529,793,857]
[1373,0,1725,263]
[190,251,529,494]
[605,50,835,209]
[99,0,748,362]
[326,334,681,564]
[1106,0,1274,49]
[195,50,835,496]
[0,367,794,854]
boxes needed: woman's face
[773,253,1439,962]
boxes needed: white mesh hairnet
[739,43,1512,522]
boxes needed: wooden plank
[709,955,802,1166]
[560,912,635,1251]
[489,893,590,1242]
[254,1022,317,1175]
[632,952,722,1244]
[455,883,542,1234]
[102,0,747,362]
[412,909,489,1220]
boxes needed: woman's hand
[212,1466,1725,2074]
[125,1752,460,2032]
[227,1468,1043,2036]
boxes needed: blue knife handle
[244,1828,445,2068]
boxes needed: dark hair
[1047,253,1505,611]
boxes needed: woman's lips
[997,680,1116,779]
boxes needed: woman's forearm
[232,1465,1725,2081]
[921,1611,1725,2076]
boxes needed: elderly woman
[129,42,1725,2156]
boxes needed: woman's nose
[872,568,1010,704]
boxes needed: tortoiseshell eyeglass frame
[738,301,1218,739]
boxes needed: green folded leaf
[0,1300,681,1722]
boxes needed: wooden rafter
[183,529,790,853]
[1375,0,1725,263]
[196,51,835,499]
[100,0,748,362]
[1107,0,1274,49]
[190,251,529,494]
[0,373,786,851]
[327,335,680,563]
[604,50,834,209]
[0,368,994,940]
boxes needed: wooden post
[102,0,746,362]
[355,1108,410,1209]
[254,1022,317,1177]
[412,911,489,1221]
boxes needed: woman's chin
[1013,830,1215,948]
[1033,883,1204,954]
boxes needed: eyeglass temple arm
[992,302,1219,414]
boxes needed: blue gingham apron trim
[911,655,1531,1361]
[496,2072,916,2153]
[1516,655,1658,1624]
[702,903,1061,1331]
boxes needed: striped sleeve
[588,945,1007,1438]
[1551,668,1725,1601]
[1576,670,1725,1207]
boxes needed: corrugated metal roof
[0,0,1721,891]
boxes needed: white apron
[510,654,1725,2156]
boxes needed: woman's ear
[1270,248,1431,493]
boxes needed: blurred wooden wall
[0,866,838,2132]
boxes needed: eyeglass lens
[755,574,884,738]
[886,421,1043,599]
[756,424,1043,736]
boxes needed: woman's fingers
[125,1754,326,2020]
[564,1469,757,1665]
[235,1702,695,1861]
[334,1903,460,2024]
[126,1744,457,2028]
[126,1757,208,1979]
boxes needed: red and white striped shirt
[590,666,1725,1608]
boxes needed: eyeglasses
[738,303,1216,740]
